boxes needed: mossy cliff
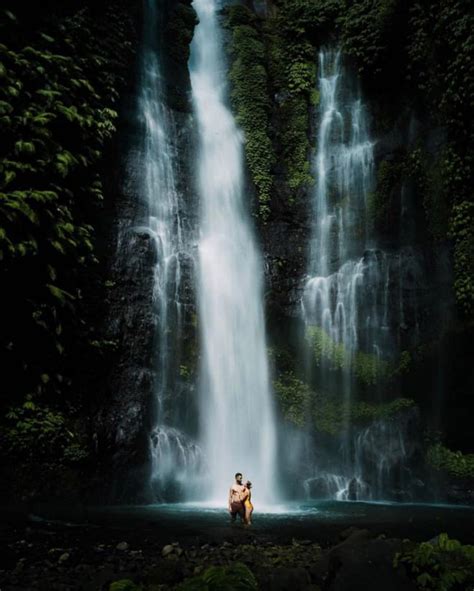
[222,0,472,318]
[0,0,141,502]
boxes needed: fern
[55,151,78,176]
[14,140,36,155]
[0,100,13,115]
[56,104,80,123]
[32,112,55,125]
[36,88,61,100]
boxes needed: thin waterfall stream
[139,0,202,501]
[189,0,278,503]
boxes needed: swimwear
[244,492,253,510]
[230,500,244,513]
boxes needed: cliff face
[1,0,472,505]
[92,0,199,502]
[222,0,473,500]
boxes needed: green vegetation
[339,0,402,77]
[341,0,474,319]
[314,395,414,435]
[225,6,274,220]
[178,563,258,591]
[427,443,474,480]
[406,2,473,318]
[239,0,474,317]
[273,366,414,434]
[394,533,474,591]
[264,1,319,195]
[367,148,429,237]
[0,3,136,492]
[305,326,391,386]
[273,371,312,427]
[223,0,326,214]
[2,399,88,464]
[448,201,474,317]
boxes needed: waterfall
[189,0,277,503]
[302,48,406,500]
[139,0,203,501]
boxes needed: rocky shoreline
[1,514,473,591]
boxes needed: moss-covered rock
[264,11,316,197]
[224,6,274,220]
[313,394,415,435]
[305,326,391,386]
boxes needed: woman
[243,480,254,525]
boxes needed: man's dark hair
[235,472,242,478]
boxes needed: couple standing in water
[228,472,254,525]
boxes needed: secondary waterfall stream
[190,0,278,503]
[302,48,412,501]
[139,0,202,501]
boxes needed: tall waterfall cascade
[302,48,419,501]
[190,0,278,503]
[139,0,203,501]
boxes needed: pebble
[162,544,174,557]
[116,542,129,551]
[59,553,70,563]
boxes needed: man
[228,472,248,523]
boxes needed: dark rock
[146,559,186,585]
[324,537,417,591]
[339,527,367,542]
[446,478,474,505]
[265,567,312,591]
[58,552,70,563]
[161,544,175,557]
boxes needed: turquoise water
[20,500,473,544]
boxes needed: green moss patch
[427,443,474,480]
[305,326,391,386]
